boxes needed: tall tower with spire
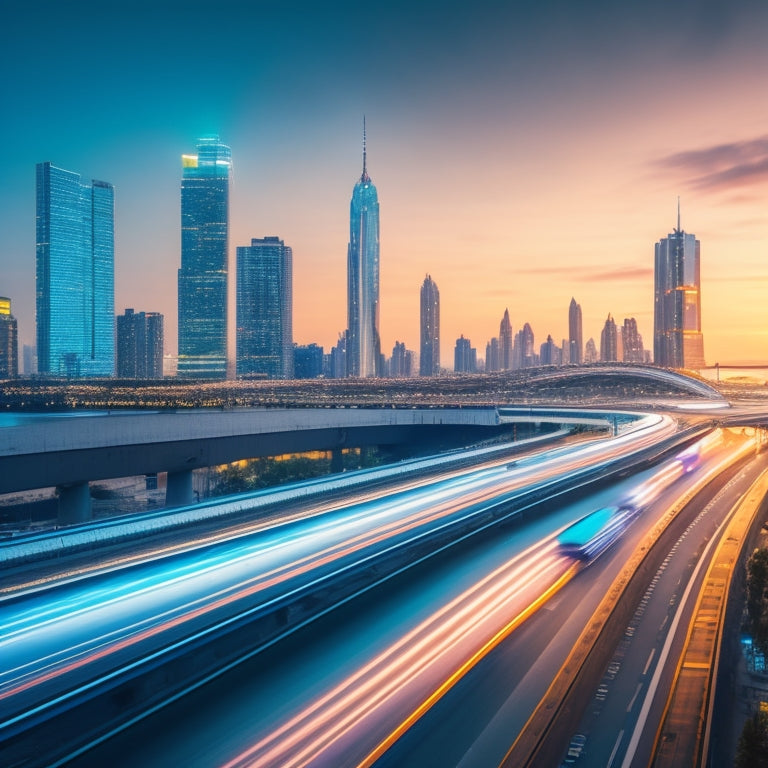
[568,297,583,365]
[346,119,381,377]
[499,309,512,370]
[653,200,704,369]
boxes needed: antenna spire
[361,116,370,182]
[677,196,681,232]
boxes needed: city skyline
[3,2,768,368]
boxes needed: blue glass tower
[347,122,381,377]
[178,136,231,379]
[236,236,293,379]
[35,162,115,377]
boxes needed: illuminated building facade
[178,136,231,379]
[236,236,293,379]
[420,275,440,376]
[36,162,114,377]
[117,308,164,378]
[0,297,18,378]
[622,317,644,363]
[347,122,381,377]
[654,204,704,369]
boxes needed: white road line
[607,729,625,768]
[627,682,643,713]
[642,648,656,676]
[619,489,741,768]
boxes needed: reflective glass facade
[0,297,18,378]
[35,162,114,377]
[654,224,704,369]
[568,297,583,365]
[117,308,164,378]
[419,275,440,376]
[347,143,381,377]
[236,236,293,378]
[178,137,231,379]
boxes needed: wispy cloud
[517,266,652,283]
[655,135,768,192]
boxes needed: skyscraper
[117,308,164,378]
[0,297,18,378]
[653,202,704,369]
[178,136,231,379]
[622,317,644,363]
[485,338,500,372]
[420,275,440,376]
[515,322,535,368]
[36,162,114,377]
[236,236,293,379]
[499,309,513,370]
[347,121,381,377]
[454,335,477,373]
[600,314,618,362]
[568,297,583,365]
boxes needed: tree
[736,711,768,768]
[747,549,768,652]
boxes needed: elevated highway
[0,406,625,523]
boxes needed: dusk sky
[3,0,768,368]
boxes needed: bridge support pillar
[331,448,343,474]
[56,481,92,525]
[166,470,195,508]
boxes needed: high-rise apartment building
[236,236,293,379]
[294,344,324,379]
[584,337,598,363]
[347,123,381,377]
[117,308,164,378]
[454,335,477,373]
[178,136,231,379]
[485,338,500,372]
[540,334,560,366]
[569,297,583,365]
[515,323,535,368]
[654,203,704,369]
[390,341,412,377]
[36,162,114,377]
[622,317,644,363]
[0,297,18,378]
[600,314,618,362]
[499,309,513,370]
[419,275,440,376]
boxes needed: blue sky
[3,0,768,366]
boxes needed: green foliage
[736,711,768,768]
[210,448,383,498]
[747,549,768,655]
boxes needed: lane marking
[607,729,625,768]
[627,682,643,713]
[643,648,656,676]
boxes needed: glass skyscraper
[35,162,114,377]
[178,136,231,379]
[420,275,440,376]
[0,297,18,378]
[653,204,704,369]
[568,297,583,365]
[347,124,381,377]
[117,308,164,378]
[236,236,293,379]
